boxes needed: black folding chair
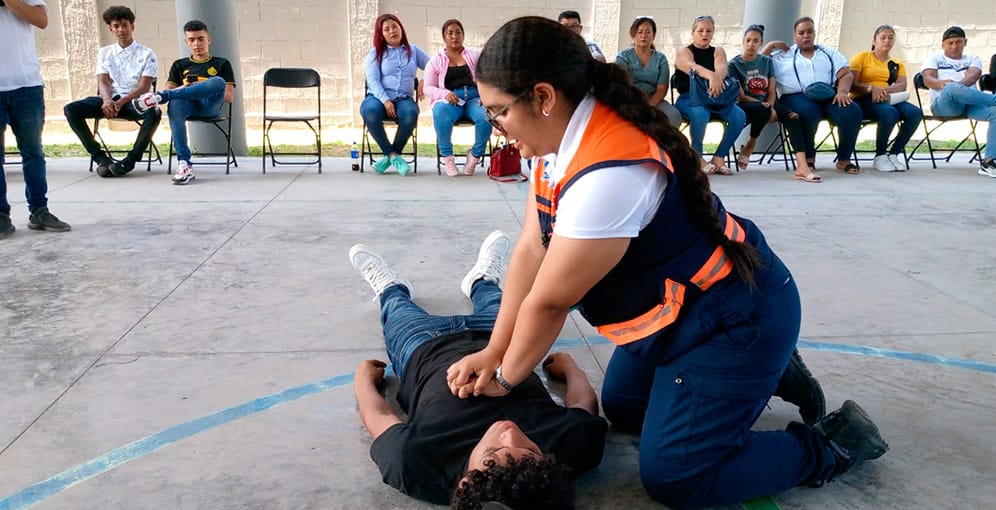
[168,101,238,175]
[262,67,322,173]
[88,79,162,173]
[907,72,983,169]
[435,119,493,175]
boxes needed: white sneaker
[887,154,905,171]
[872,154,897,172]
[979,159,996,178]
[132,92,162,114]
[463,151,479,176]
[172,160,195,185]
[460,230,512,299]
[349,244,414,300]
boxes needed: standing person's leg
[827,101,863,172]
[63,96,111,166]
[0,90,12,222]
[889,102,923,162]
[10,86,69,231]
[359,95,395,173]
[781,94,821,162]
[712,104,746,169]
[113,102,162,175]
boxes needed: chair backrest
[912,72,928,110]
[264,67,320,88]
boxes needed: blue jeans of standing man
[675,94,747,160]
[432,87,490,158]
[930,83,996,159]
[780,93,863,162]
[360,95,419,157]
[380,280,501,380]
[159,77,227,162]
[855,98,923,156]
[0,86,48,215]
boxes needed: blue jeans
[600,257,836,508]
[380,280,501,380]
[780,92,863,161]
[0,86,48,215]
[856,97,923,156]
[432,87,490,157]
[930,83,996,159]
[675,94,746,159]
[159,77,226,162]
[361,95,419,157]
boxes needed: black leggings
[739,101,772,139]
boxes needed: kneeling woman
[445,17,889,509]
[361,14,429,176]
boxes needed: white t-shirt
[0,0,46,92]
[771,45,849,95]
[96,41,159,97]
[532,94,668,239]
[922,52,983,102]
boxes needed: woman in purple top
[361,14,430,176]
[423,19,491,177]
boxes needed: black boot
[774,348,826,425]
[809,400,889,487]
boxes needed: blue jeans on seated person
[0,86,48,215]
[930,83,996,159]
[361,95,419,157]
[380,280,500,380]
[432,86,490,158]
[779,92,862,162]
[675,93,746,160]
[159,76,227,162]
[855,98,923,156]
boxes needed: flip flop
[795,172,822,183]
[714,165,734,175]
[703,163,718,175]
[737,146,750,170]
[837,163,860,175]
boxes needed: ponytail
[588,60,762,284]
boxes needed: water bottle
[350,142,360,171]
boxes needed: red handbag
[488,138,528,182]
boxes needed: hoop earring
[542,110,550,117]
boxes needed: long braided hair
[476,16,762,284]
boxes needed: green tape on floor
[741,496,780,510]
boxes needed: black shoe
[0,213,14,238]
[809,400,889,487]
[774,349,826,426]
[109,159,135,176]
[27,206,71,232]
[94,153,114,178]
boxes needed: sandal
[837,163,860,175]
[736,145,750,171]
[714,165,734,175]
[702,163,718,175]
[795,172,822,183]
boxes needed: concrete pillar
[814,0,845,49]
[591,0,621,60]
[174,0,247,156]
[739,0,802,153]
[58,0,100,102]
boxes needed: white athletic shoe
[887,154,905,172]
[172,160,195,185]
[349,244,414,300]
[460,230,512,299]
[132,92,162,114]
[872,154,897,172]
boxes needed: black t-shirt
[370,331,608,505]
[444,64,475,90]
[166,55,236,88]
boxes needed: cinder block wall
[32,0,996,134]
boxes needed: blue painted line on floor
[2,338,994,509]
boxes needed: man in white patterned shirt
[63,5,160,177]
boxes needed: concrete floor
[1,154,994,510]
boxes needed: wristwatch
[494,365,515,393]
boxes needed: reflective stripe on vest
[595,279,686,345]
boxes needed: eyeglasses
[485,87,534,133]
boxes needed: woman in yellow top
[849,25,923,172]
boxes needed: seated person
[63,5,160,178]
[673,14,747,175]
[615,16,682,126]
[361,14,429,176]
[424,19,490,177]
[133,19,235,185]
[849,25,922,172]
[763,16,863,175]
[981,53,996,92]
[921,26,996,176]
[558,10,605,63]
[729,24,777,171]
[349,231,607,508]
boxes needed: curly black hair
[101,6,135,25]
[451,454,575,510]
